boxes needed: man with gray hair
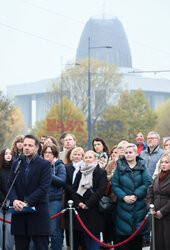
[140,131,164,176]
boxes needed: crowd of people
[0,131,170,250]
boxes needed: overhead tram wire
[1,21,170,76]
[18,0,84,25]
[3,0,170,66]
[0,21,76,52]
[17,0,170,58]
[128,69,170,74]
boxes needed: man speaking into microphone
[8,135,52,250]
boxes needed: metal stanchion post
[150,204,155,250]
[68,200,74,250]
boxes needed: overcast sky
[1,0,170,92]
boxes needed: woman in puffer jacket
[42,143,66,250]
[112,143,152,250]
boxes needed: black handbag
[90,188,113,213]
[99,196,113,213]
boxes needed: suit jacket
[8,154,52,236]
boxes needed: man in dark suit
[8,134,52,250]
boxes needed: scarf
[72,160,84,184]
[159,169,170,183]
[51,158,58,175]
[96,152,107,159]
[76,161,98,196]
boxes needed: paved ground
[62,247,150,249]
[62,242,150,249]
[62,247,149,250]
[61,232,151,249]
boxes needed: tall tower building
[76,17,132,67]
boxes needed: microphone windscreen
[19,154,25,161]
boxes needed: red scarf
[137,145,143,154]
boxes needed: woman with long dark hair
[92,137,109,169]
[92,138,115,245]
[92,137,109,156]
[0,148,14,250]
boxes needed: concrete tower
[76,17,132,67]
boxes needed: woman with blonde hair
[117,140,128,159]
[64,147,86,250]
[153,138,170,178]
[72,150,107,250]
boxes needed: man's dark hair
[24,135,39,146]
[59,132,67,140]
[40,135,48,139]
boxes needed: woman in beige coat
[146,153,170,250]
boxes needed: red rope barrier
[0,206,148,248]
[75,209,147,248]
[0,209,66,223]
[0,217,11,224]
[50,211,63,220]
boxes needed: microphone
[14,154,25,174]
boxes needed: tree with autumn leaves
[93,89,158,148]
[0,91,24,148]
[35,96,88,147]
[35,90,159,149]
[154,98,170,141]
[4,107,25,147]
[47,58,123,119]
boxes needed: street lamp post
[87,37,112,149]
[60,57,64,135]
[87,37,91,150]
[60,72,63,134]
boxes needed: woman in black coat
[64,147,85,250]
[72,150,107,250]
[92,137,116,245]
[0,148,14,250]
